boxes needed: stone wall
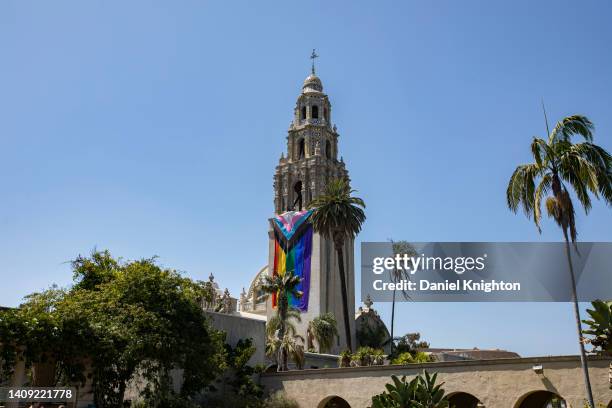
[204,310,267,365]
[260,355,612,408]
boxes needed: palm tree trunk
[563,229,595,408]
[335,244,353,352]
[278,299,287,372]
[390,287,396,355]
[282,347,288,371]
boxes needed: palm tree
[507,113,612,407]
[260,271,302,371]
[267,308,301,339]
[308,178,366,352]
[308,313,339,353]
[389,240,417,356]
[266,333,305,370]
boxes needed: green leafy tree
[0,287,90,388]
[308,313,339,353]
[201,338,264,408]
[72,254,226,407]
[391,333,430,359]
[309,178,366,352]
[0,250,226,408]
[370,371,449,408]
[260,271,302,371]
[356,321,390,350]
[507,113,612,407]
[263,391,300,408]
[391,352,434,365]
[582,300,612,390]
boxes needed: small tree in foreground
[260,271,303,371]
[264,391,300,408]
[390,333,430,360]
[582,300,612,390]
[308,313,339,353]
[0,250,226,408]
[370,371,449,408]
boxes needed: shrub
[338,349,352,368]
[264,391,300,408]
[349,347,386,367]
[370,371,448,408]
[391,351,435,365]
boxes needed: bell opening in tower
[293,181,303,211]
[312,105,319,119]
[298,138,305,159]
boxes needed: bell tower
[273,53,349,213]
[269,53,355,354]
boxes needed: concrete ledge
[260,354,612,408]
[261,354,610,377]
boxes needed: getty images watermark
[361,242,612,302]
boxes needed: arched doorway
[515,390,567,408]
[447,392,482,408]
[318,396,351,408]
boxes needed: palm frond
[549,115,594,143]
[308,313,339,353]
[558,155,593,213]
[506,163,541,215]
[531,137,552,168]
[267,310,301,337]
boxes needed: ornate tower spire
[310,49,319,75]
[272,64,349,214]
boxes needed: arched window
[297,138,305,159]
[324,107,329,121]
[312,105,319,119]
[293,181,303,210]
[515,391,567,408]
[301,106,306,120]
[326,140,332,159]
[447,392,482,408]
[318,396,351,408]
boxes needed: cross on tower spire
[310,49,319,75]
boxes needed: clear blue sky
[1,1,611,357]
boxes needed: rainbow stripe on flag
[271,210,313,312]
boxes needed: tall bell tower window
[301,106,306,120]
[324,107,329,121]
[326,140,332,159]
[312,105,319,119]
[297,138,305,159]
[293,181,303,210]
